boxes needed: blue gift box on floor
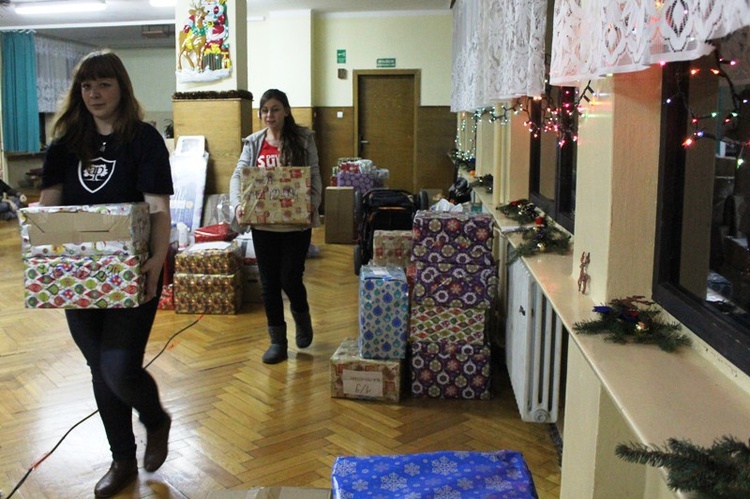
[331,450,538,498]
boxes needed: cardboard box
[324,186,355,244]
[330,337,403,402]
[239,167,311,225]
[19,203,150,257]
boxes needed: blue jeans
[251,228,312,327]
[65,291,168,461]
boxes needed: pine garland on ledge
[615,436,750,497]
[172,90,253,101]
[506,215,571,264]
[573,296,690,352]
[498,198,539,225]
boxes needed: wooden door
[354,70,419,193]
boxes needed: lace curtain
[550,0,750,85]
[36,36,89,113]
[451,0,547,112]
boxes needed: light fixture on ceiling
[14,0,107,15]
[149,0,176,7]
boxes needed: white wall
[119,47,176,134]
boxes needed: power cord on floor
[1,314,203,499]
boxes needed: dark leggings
[251,228,312,327]
[66,293,167,462]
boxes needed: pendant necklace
[100,140,107,152]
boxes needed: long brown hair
[52,50,143,163]
[259,89,309,166]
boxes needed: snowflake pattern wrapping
[410,340,492,399]
[359,266,410,360]
[331,450,538,498]
[412,261,497,309]
[411,211,495,266]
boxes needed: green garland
[172,90,253,100]
[506,215,571,264]
[573,296,690,352]
[616,436,750,497]
[498,199,539,225]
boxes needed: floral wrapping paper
[330,337,403,402]
[239,167,311,225]
[23,254,146,309]
[174,242,241,274]
[372,230,413,269]
[409,305,487,343]
[331,450,537,498]
[411,210,495,266]
[19,203,150,257]
[359,266,409,360]
[336,171,385,195]
[412,261,498,309]
[410,341,492,400]
[173,272,242,314]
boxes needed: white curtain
[451,0,547,112]
[550,0,750,85]
[36,36,89,113]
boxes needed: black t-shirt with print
[41,122,174,205]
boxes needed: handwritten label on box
[342,370,383,398]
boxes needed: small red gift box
[194,223,237,243]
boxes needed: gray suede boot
[292,310,313,348]
[262,324,288,364]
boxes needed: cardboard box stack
[239,167,311,225]
[173,241,243,314]
[409,210,497,399]
[330,265,409,402]
[19,203,150,309]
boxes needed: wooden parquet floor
[0,218,561,498]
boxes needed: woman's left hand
[141,255,162,302]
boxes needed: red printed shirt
[257,139,280,167]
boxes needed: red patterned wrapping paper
[174,242,241,274]
[411,211,495,266]
[372,230,413,269]
[173,272,242,314]
[330,337,403,402]
[410,341,492,400]
[409,305,487,343]
[412,261,498,309]
[23,254,146,309]
[239,167,311,225]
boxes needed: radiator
[505,257,563,423]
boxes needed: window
[528,86,578,233]
[655,34,750,376]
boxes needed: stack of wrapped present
[330,265,409,402]
[19,203,150,309]
[409,210,497,399]
[331,450,538,497]
[335,158,389,195]
[173,241,243,314]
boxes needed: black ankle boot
[144,412,171,472]
[292,310,313,348]
[94,459,138,498]
[262,324,288,364]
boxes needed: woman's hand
[141,255,162,302]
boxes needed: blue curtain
[1,31,40,153]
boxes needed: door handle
[360,139,369,145]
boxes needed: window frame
[654,61,750,376]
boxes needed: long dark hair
[259,89,309,166]
[52,50,143,163]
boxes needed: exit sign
[376,58,396,68]
[337,49,346,64]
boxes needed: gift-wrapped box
[411,210,495,266]
[19,202,150,257]
[359,266,409,360]
[331,451,537,497]
[412,261,498,309]
[336,171,384,195]
[173,272,242,314]
[23,253,146,309]
[410,305,487,343]
[239,167,311,225]
[371,230,412,269]
[194,223,237,243]
[174,242,241,274]
[158,283,174,310]
[410,340,492,399]
[330,337,403,402]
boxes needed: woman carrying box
[38,50,173,498]
[229,88,323,364]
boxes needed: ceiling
[0,0,452,50]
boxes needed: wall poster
[177,0,232,83]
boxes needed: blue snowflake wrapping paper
[359,266,410,360]
[331,450,538,498]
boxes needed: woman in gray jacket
[229,89,322,364]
